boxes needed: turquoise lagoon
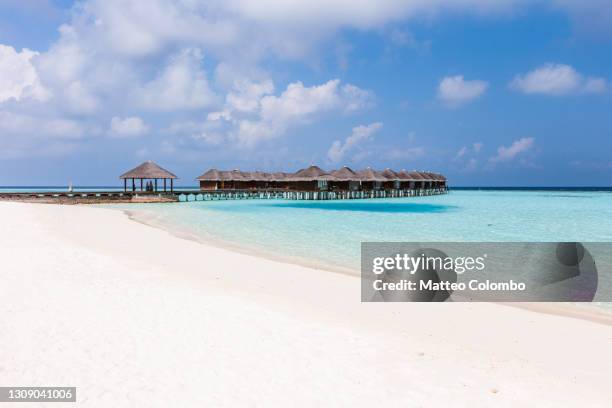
[115,190,612,274]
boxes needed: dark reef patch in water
[258,201,456,213]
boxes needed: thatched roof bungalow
[288,165,336,181]
[330,166,357,180]
[196,165,446,192]
[355,167,387,182]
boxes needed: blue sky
[0,0,611,186]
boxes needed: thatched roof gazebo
[120,160,177,192]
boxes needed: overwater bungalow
[329,166,360,191]
[196,165,447,197]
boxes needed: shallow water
[112,190,612,273]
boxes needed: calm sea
[5,187,612,306]
[108,189,612,272]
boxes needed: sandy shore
[1,202,611,407]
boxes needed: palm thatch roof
[330,166,358,181]
[195,166,445,183]
[221,169,246,181]
[120,161,177,179]
[406,171,425,180]
[248,171,272,181]
[288,165,336,181]
[380,168,399,180]
[270,172,290,180]
[417,171,435,181]
[355,168,387,182]
[196,168,221,180]
[396,169,416,180]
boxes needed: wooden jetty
[0,187,447,204]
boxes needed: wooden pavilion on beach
[119,160,178,192]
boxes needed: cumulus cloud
[327,122,383,163]
[135,48,217,111]
[510,63,607,95]
[0,111,83,139]
[225,80,275,113]
[0,45,49,103]
[0,111,84,158]
[206,79,373,146]
[437,75,488,106]
[162,120,226,145]
[489,137,535,163]
[109,116,149,138]
[1,0,607,161]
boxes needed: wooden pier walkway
[0,188,448,204]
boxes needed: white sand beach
[1,201,611,407]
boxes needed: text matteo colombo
[371,253,526,292]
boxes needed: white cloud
[0,44,49,103]
[207,78,373,146]
[510,63,607,95]
[437,75,488,106]
[455,146,468,159]
[552,0,612,36]
[163,120,226,145]
[0,111,83,139]
[489,137,535,163]
[327,122,383,162]
[259,79,371,122]
[109,116,149,138]
[225,80,275,113]
[0,111,84,158]
[385,147,425,161]
[226,0,526,29]
[64,81,99,114]
[1,0,606,161]
[455,142,483,160]
[135,48,217,111]
[454,142,483,170]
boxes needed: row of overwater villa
[0,161,447,204]
[195,165,447,200]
